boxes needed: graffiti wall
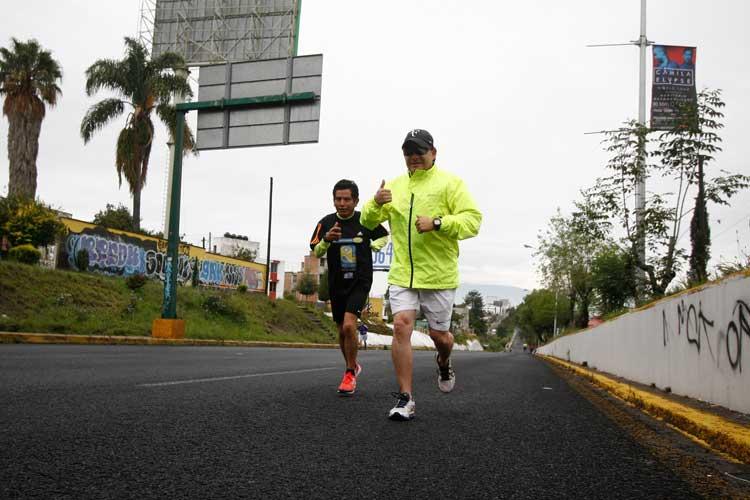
[58,218,265,291]
[536,272,750,414]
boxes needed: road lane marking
[138,366,339,387]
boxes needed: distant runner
[358,322,369,350]
[310,179,388,395]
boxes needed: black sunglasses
[402,145,429,156]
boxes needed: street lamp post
[553,288,559,337]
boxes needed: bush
[125,274,147,290]
[74,249,90,272]
[237,284,248,293]
[0,196,65,250]
[8,244,41,265]
[201,293,245,322]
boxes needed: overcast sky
[2,0,749,297]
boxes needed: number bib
[340,244,357,272]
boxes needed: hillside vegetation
[0,261,338,343]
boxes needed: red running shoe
[337,370,357,395]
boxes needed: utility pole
[265,177,273,295]
[635,0,648,269]
[587,0,651,276]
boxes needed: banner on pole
[651,45,697,130]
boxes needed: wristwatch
[432,217,442,231]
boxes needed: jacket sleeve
[440,178,482,240]
[360,197,390,230]
[310,220,326,250]
[313,240,331,258]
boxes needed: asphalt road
[0,344,712,499]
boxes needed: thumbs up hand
[325,221,342,242]
[374,179,392,206]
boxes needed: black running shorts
[330,284,369,324]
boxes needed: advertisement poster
[651,45,697,130]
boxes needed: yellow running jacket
[360,165,481,289]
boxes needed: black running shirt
[309,211,388,293]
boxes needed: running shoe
[355,363,362,377]
[337,369,357,395]
[436,353,455,393]
[388,392,415,421]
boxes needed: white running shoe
[388,392,415,421]
[436,354,455,393]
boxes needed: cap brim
[402,137,432,149]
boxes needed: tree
[586,90,748,299]
[317,272,330,302]
[515,289,571,343]
[591,245,635,314]
[92,203,135,231]
[537,203,608,328]
[296,272,317,299]
[231,245,257,262]
[464,290,487,334]
[80,37,195,231]
[0,38,62,199]
[655,89,749,285]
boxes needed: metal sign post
[162,109,186,319]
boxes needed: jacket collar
[408,164,438,180]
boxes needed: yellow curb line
[540,355,750,465]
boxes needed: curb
[0,332,341,349]
[540,355,750,465]
[0,332,448,351]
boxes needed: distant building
[452,305,471,332]
[266,259,283,300]
[212,235,260,260]
[284,250,327,302]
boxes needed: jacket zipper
[408,193,414,288]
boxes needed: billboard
[651,45,697,130]
[196,54,322,149]
[152,0,301,65]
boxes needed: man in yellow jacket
[361,129,482,420]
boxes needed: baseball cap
[402,129,434,149]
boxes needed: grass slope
[0,261,337,343]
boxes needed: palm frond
[0,37,62,116]
[156,103,197,155]
[84,59,128,97]
[116,126,144,193]
[150,73,193,103]
[80,98,125,143]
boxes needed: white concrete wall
[537,272,750,414]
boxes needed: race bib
[340,244,357,271]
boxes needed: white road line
[138,366,339,387]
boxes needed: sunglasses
[402,145,429,156]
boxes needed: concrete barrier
[536,272,750,414]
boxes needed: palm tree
[0,38,63,199]
[81,37,194,231]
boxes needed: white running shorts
[388,285,456,332]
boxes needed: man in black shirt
[310,179,388,395]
